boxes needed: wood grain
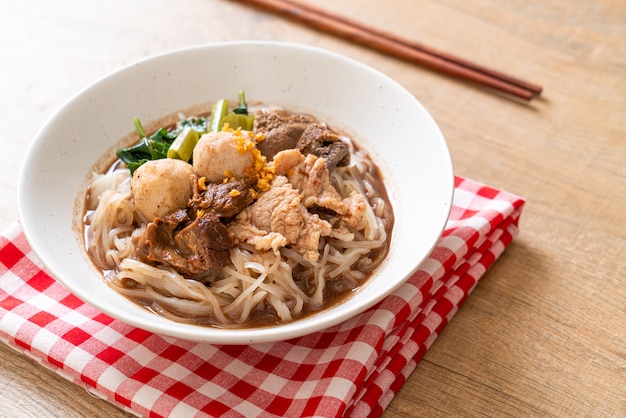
[1,0,624,416]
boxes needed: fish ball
[193,131,256,183]
[132,159,194,221]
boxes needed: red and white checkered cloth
[0,176,524,417]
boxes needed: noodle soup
[84,100,394,328]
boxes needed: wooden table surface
[1,0,624,416]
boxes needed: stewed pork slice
[273,149,366,228]
[228,176,332,262]
[188,176,254,219]
[134,209,233,276]
[253,109,317,160]
[296,123,350,171]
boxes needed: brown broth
[84,102,395,328]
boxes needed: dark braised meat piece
[134,209,233,276]
[296,123,350,171]
[253,109,316,160]
[189,176,254,219]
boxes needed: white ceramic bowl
[18,41,453,344]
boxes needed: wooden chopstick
[237,0,542,101]
[280,0,543,96]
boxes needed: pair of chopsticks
[237,0,542,101]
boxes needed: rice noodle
[85,116,394,328]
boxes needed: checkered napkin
[0,176,524,417]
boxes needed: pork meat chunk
[229,176,331,261]
[296,123,350,171]
[134,209,232,276]
[188,176,254,219]
[273,150,366,228]
[253,109,316,160]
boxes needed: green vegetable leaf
[116,118,178,174]
[117,93,245,174]
[179,116,207,134]
[232,90,248,115]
